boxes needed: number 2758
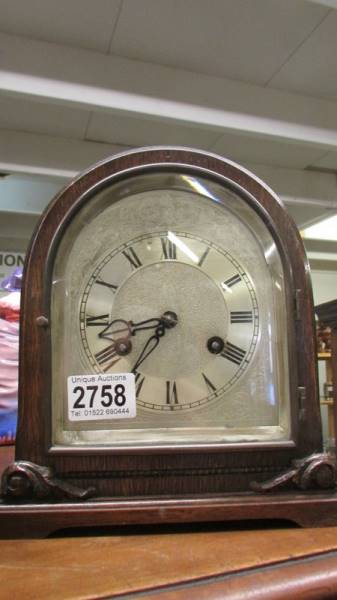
[72,384,126,409]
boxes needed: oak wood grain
[2,527,337,599]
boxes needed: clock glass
[51,171,291,449]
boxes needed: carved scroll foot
[251,453,337,493]
[1,461,96,502]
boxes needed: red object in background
[0,267,22,445]
[0,310,19,444]
[0,291,20,322]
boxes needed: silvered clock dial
[51,171,290,448]
[80,231,259,409]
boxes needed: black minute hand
[131,328,164,373]
[99,319,131,342]
[131,311,178,372]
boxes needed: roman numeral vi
[166,381,178,406]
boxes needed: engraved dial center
[111,261,229,380]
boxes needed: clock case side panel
[14,147,322,496]
[15,179,84,464]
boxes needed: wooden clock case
[1,147,337,538]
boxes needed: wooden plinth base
[1,492,337,538]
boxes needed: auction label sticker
[67,373,136,421]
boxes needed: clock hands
[131,311,178,371]
[98,313,225,367]
[97,318,149,343]
[98,312,176,342]
[98,311,178,361]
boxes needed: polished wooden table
[1,523,337,599]
[2,446,337,599]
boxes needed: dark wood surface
[2,445,337,538]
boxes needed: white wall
[311,270,337,306]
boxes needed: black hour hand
[99,319,131,342]
[130,317,163,334]
[130,311,178,334]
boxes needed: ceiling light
[301,214,337,241]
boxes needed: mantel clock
[1,147,336,537]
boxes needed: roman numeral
[166,381,178,406]
[221,341,246,366]
[85,314,110,327]
[95,344,120,371]
[198,246,210,267]
[95,278,118,292]
[222,274,242,290]
[161,237,177,259]
[230,311,253,323]
[122,247,142,269]
[134,371,145,398]
[202,372,217,394]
